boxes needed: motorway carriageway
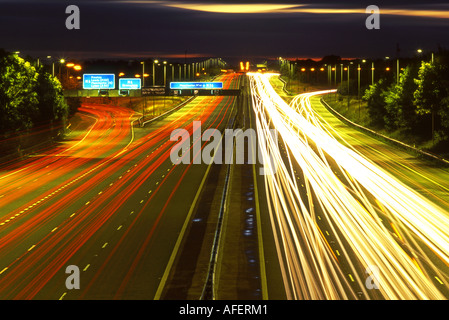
[250,72,449,300]
[0,73,250,299]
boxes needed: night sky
[1,0,449,63]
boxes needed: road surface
[0,73,245,299]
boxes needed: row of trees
[362,53,449,143]
[0,49,70,135]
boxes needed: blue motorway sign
[169,82,223,90]
[119,78,141,90]
[83,74,115,89]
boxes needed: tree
[363,78,390,128]
[0,51,39,133]
[413,61,449,140]
[383,65,419,132]
[0,49,69,135]
[35,70,68,125]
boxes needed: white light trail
[249,72,449,300]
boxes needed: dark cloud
[0,0,448,62]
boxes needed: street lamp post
[357,64,361,100]
[46,56,54,77]
[59,59,65,81]
[347,65,350,110]
[333,65,337,87]
[163,61,167,87]
[396,59,400,85]
[141,61,145,87]
[340,64,343,85]
[163,61,167,109]
[153,59,159,86]
[358,64,361,119]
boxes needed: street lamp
[340,64,343,84]
[59,59,66,80]
[357,64,361,98]
[347,64,350,110]
[141,61,145,87]
[333,66,337,86]
[46,56,55,77]
[396,58,400,85]
[417,49,434,63]
[163,61,167,109]
[153,59,159,86]
[163,61,167,88]
[358,64,362,119]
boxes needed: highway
[2,69,449,301]
[248,72,449,300]
[0,73,242,299]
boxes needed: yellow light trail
[248,72,449,300]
